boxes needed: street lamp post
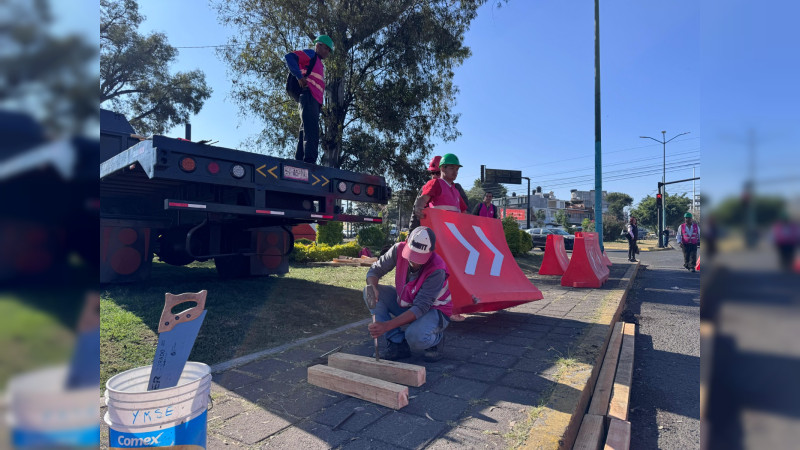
[640,130,690,247]
[522,176,531,229]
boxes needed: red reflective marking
[118,228,138,246]
[169,202,189,208]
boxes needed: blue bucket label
[110,410,206,449]
[13,425,100,447]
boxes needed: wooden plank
[608,323,636,420]
[588,322,625,416]
[328,353,426,387]
[604,418,630,450]
[307,365,408,410]
[573,414,605,450]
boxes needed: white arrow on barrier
[445,222,479,275]
[473,225,503,276]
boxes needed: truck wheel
[214,255,249,278]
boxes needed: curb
[522,262,640,450]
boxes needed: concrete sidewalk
[101,258,639,449]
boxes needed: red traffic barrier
[695,255,701,272]
[421,208,543,314]
[602,250,613,266]
[561,232,610,288]
[539,234,570,275]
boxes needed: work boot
[382,339,410,361]
[424,335,445,362]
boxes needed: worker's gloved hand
[368,321,390,338]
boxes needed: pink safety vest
[680,223,699,244]
[478,203,496,218]
[428,178,462,212]
[394,242,453,317]
[295,50,326,105]
[773,223,799,245]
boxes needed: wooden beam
[307,365,408,410]
[604,418,630,450]
[608,323,636,420]
[328,353,426,387]
[573,414,605,450]
[588,322,625,416]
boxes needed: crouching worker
[366,226,451,362]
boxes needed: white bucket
[5,365,99,448]
[104,362,211,449]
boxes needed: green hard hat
[440,153,462,167]
[684,212,693,218]
[314,35,334,52]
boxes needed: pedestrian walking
[677,212,700,272]
[626,217,639,262]
[771,212,799,271]
[284,35,333,164]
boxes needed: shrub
[602,214,625,243]
[517,228,533,254]
[295,238,313,246]
[291,241,361,263]
[317,221,344,246]
[397,230,408,243]
[502,216,524,255]
[357,226,386,248]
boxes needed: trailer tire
[214,255,250,278]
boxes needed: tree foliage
[213,0,501,185]
[712,195,785,227]
[100,0,211,135]
[0,0,97,135]
[630,193,692,230]
[317,220,344,245]
[554,210,570,229]
[606,192,633,221]
[466,178,507,212]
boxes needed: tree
[606,192,633,221]
[101,0,211,135]
[630,193,692,231]
[466,178,508,212]
[554,210,570,229]
[0,0,97,135]
[535,209,546,227]
[214,0,503,185]
[713,195,785,227]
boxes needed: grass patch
[514,253,544,277]
[100,259,383,387]
[0,294,75,387]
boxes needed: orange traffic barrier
[539,234,570,275]
[421,208,543,314]
[602,250,613,266]
[561,232,610,288]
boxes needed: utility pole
[640,130,690,246]
[522,177,531,229]
[593,0,603,251]
[692,166,696,214]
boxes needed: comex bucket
[5,365,99,448]
[104,362,211,449]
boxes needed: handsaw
[363,286,379,361]
[147,290,207,391]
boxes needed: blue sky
[121,0,799,210]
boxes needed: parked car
[526,228,575,250]
[636,228,649,240]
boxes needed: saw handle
[158,290,207,333]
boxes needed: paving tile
[429,375,490,401]
[259,421,354,449]
[233,378,287,403]
[263,384,345,419]
[426,425,507,449]
[217,407,296,445]
[274,347,321,364]
[207,432,247,447]
[237,358,294,378]
[272,364,309,384]
[484,385,546,410]
[213,370,261,390]
[208,397,251,423]
[402,391,469,422]
[468,351,518,369]
[310,397,390,432]
[361,411,447,449]
[483,342,529,357]
[447,336,492,351]
[452,363,507,383]
[340,437,406,449]
[498,370,557,393]
[511,356,554,374]
[459,404,528,434]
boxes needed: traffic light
[656,193,663,209]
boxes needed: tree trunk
[321,77,346,168]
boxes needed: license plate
[283,165,309,182]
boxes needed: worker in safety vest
[472,191,498,218]
[412,153,467,220]
[408,156,469,232]
[772,212,799,271]
[366,226,451,362]
[677,212,700,272]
